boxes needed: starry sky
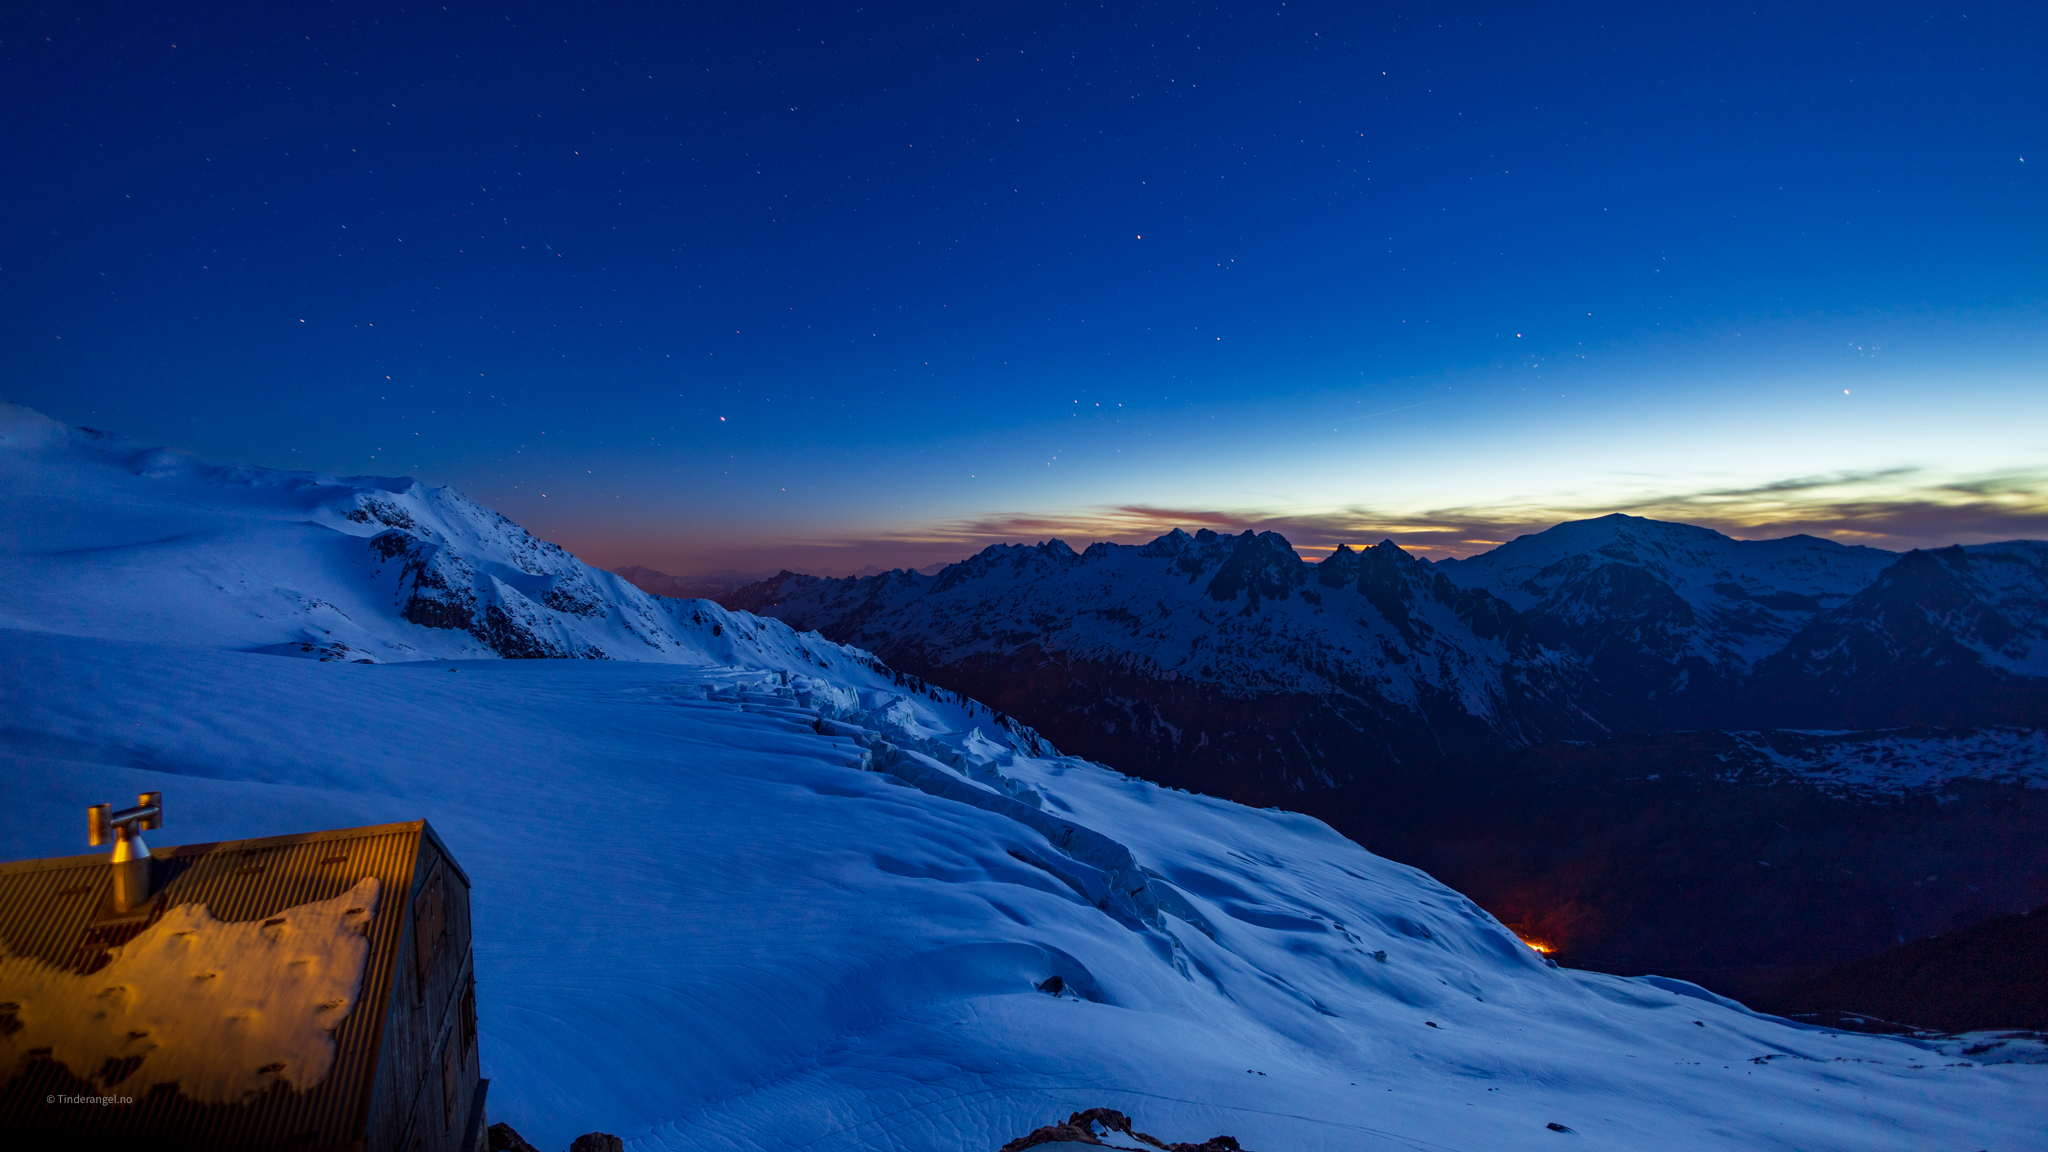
[5,2,2045,575]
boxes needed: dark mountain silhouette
[613,565,768,604]
[1312,728,2048,1003]
[1756,902,2048,1033]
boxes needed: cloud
[871,467,2048,561]
[594,467,2048,576]
[1587,468,2048,551]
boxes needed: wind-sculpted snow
[4,634,2043,1151]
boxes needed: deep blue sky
[5,2,2044,574]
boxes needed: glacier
[2,402,2043,1151]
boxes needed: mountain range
[728,518,2048,799]
[723,517,2048,995]
[13,402,2042,1147]
[612,566,771,605]
[6,396,2042,1034]
[614,561,952,603]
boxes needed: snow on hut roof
[0,820,454,1147]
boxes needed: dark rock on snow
[486,1122,541,1152]
[999,1107,1245,1152]
[487,1121,623,1152]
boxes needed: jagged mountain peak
[728,510,2047,794]
[927,539,1078,593]
[1315,539,1436,596]
[731,524,1585,793]
[963,537,1081,569]
[1127,525,1300,567]
[1200,530,1308,606]
[1133,526,1197,557]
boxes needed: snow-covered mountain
[614,563,954,605]
[1743,540,2048,727]
[732,528,1600,799]
[0,403,844,672]
[1435,514,1897,717]
[6,402,2043,1150]
[1436,515,2048,729]
[726,511,2048,999]
[734,515,2048,798]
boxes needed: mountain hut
[0,799,487,1151]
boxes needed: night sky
[5,2,2045,575]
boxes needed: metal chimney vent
[85,791,163,914]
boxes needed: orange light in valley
[1516,935,1556,954]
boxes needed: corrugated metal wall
[0,822,447,1150]
[366,829,483,1152]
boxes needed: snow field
[2,631,2040,1152]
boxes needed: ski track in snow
[2,404,2043,1151]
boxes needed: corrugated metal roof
[0,820,442,1149]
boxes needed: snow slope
[3,406,2043,1150]
[8,636,2044,1152]
[0,402,822,668]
